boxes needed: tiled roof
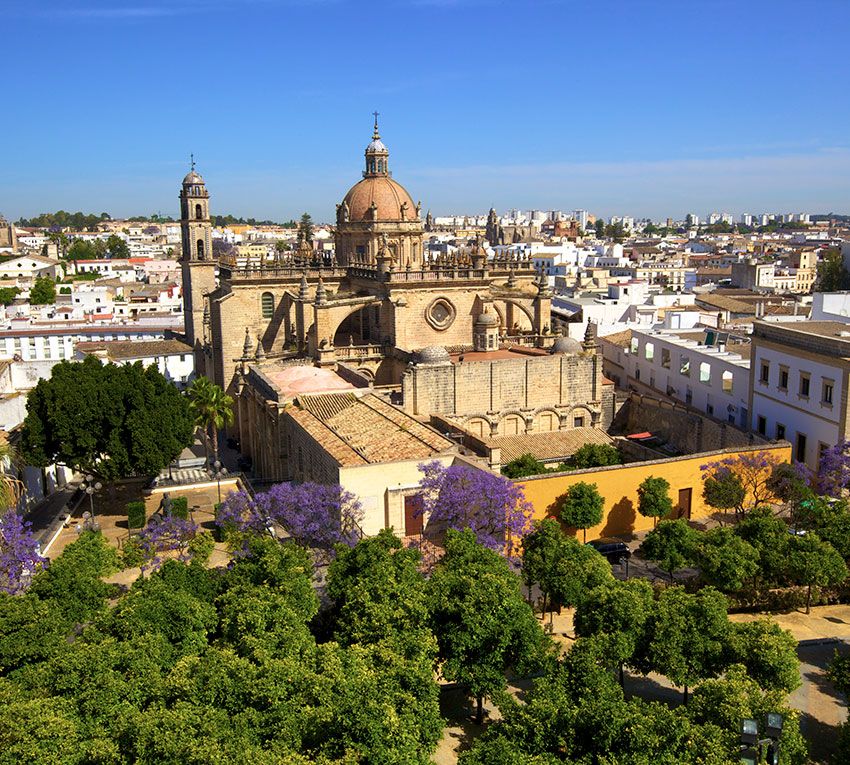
[492,428,614,464]
[75,339,192,359]
[599,329,633,348]
[694,294,754,313]
[292,392,455,467]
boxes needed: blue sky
[4,0,850,222]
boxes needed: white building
[600,327,752,428]
[0,254,61,281]
[74,338,195,389]
[749,320,850,469]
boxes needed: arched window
[261,292,274,319]
[377,159,384,173]
[195,204,203,220]
[196,239,205,259]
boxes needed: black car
[586,537,632,565]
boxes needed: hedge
[127,501,146,530]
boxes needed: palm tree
[0,440,23,511]
[187,377,234,467]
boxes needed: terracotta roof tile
[492,428,614,464]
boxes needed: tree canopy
[559,481,604,542]
[21,357,194,480]
[28,277,56,306]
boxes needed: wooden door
[404,494,424,536]
[677,488,692,519]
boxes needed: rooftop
[289,392,454,467]
[491,428,614,464]
[448,346,549,363]
[262,363,356,400]
[75,339,192,360]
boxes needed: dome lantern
[364,111,389,178]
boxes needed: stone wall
[612,392,770,454]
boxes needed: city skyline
[4,0,850,221]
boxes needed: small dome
[476,309,499,327]
[415,345,451,365]
[183,170,204,185]
[367,138,387,153]
[551,336,583,355]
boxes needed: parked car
[586,537,632,566]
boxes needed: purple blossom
[0,510,47,594]
[818,441,850,498]
[137,514,199,572]
[216,483,364,561]
[415,461,533,558]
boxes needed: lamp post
[82,474,103,518]
[209,460,227,504]
[739,713,783,765]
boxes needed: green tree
[701,468,746,519]
[693,527,759,593]
[45,230,69,260]
[186,376,234,466]
[605,221,627,242]
[559,481,604,542]
[503,453,549,479]
[426,529,551,724]
[785,532,848,613]
[816,247,850,292]
[0,288,19,307]
[637,475,673,527]
[521,517,564,607]
[28,277,56,306]
[594,218,605,238]
[298,212,314,244]
[640,519,698,582]
[574,578,654,685]
[637,586,730,702]
[105,234,130,259]
[727,620,800,694]
[326,528,431,648]
[30,531,121,624]
[570,443,621,469]
[733,506,790,586]
[21,356,194,480]
[66,238,99,265]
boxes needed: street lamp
[82,474,103,518]
[739,714,783,765]
[209,460,227,504]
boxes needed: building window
[796,433,807,462]
[644,342,654,361]
[722,370,733,394]
[699,362,711,384]
[661,347,670,369]
[760,361,769,384]
[757,415,766,435]
[574,416,585,428]
[195,203,203,220]
[799,373,810,398]
[823,379,834,405]
[776,423,786,440]
[196,239,205,259]
[261,292,275,319]
[630,337,639,354]
[778,366,789,391]
[680,355,690,376]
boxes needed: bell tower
[180,158,216,377]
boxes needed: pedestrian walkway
[23,487,77,544]
[730,604,850,642]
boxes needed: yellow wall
[518,443,791,540]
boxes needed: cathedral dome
[342,176,417,223]
[183,170,204,185]
[415,345,451,366]
[551,336,583,355]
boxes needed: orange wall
[517,443,791,540]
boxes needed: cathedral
[180,118,614,503]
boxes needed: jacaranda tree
[0,511,46,595]
[217,482,364,561]
[416,461,533,558]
